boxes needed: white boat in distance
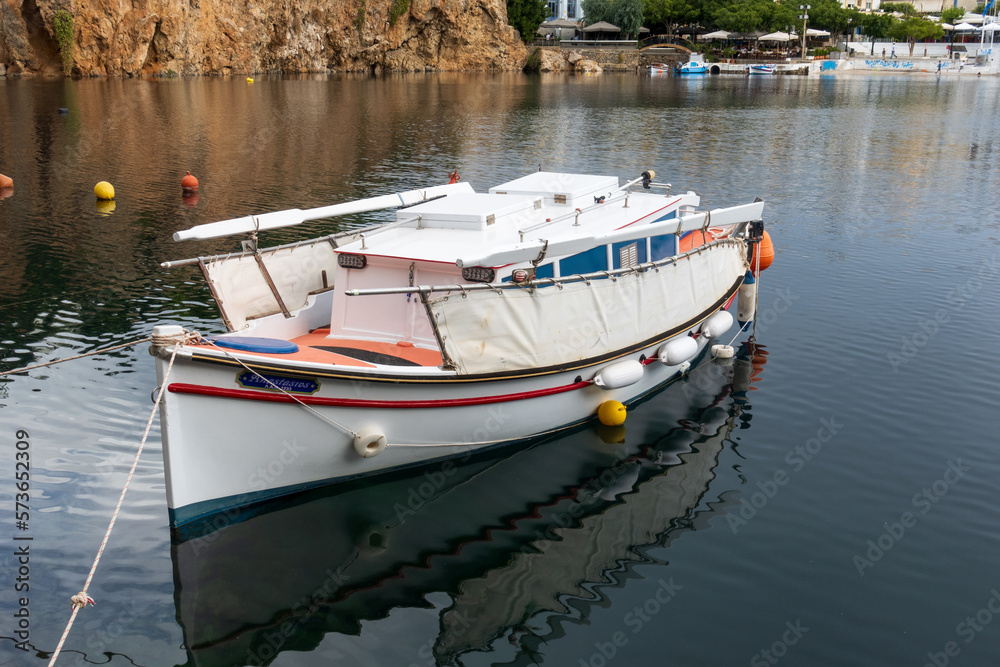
[153,169,771,526]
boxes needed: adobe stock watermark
[749,286,798,337]
[247,438,307,491]
[888,254,998,373]
[725,416,843,534]
[750,619,810,666]
[243,562,353,666]
[577,577,683,666]
[73,599,142,667]
[922,587,1000,667]
[853,458,969,577]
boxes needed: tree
[890,16,944,56]
[582,0,646,37]
[713,0,793,33]
[860,12,896,55]
[880,2,917,16]
[643,0,701,36]
[508,0,549,42]
[807,0,856,40]
[940,7,965,24]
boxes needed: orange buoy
[0,173,12,188]
[751,230,774,274]
[181,171,199,192]
[448,170,460,184]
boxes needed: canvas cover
[428,241,747,374]
[202,240,339,330]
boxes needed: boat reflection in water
[171,342,768,666]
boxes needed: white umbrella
[759,31,791,42]
[941,23,954,30]
[702,30,731,39]
[806,28,830,37]
[954,22,977,30]
[977,23,1000,32]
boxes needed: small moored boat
[153,169,772,526]
[749,64,777,75]
[678,57,708,74]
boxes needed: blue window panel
[650,234,675,261]
[612,240,647,269]
[560,246,607,276]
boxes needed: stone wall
[534,46,642,72]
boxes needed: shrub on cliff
[508,0,548,42]
[53,10,74,76]
[524,48,543,72]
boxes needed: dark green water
[1,72,999,666]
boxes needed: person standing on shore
[891,43,896,59]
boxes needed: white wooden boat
[749,63,777,75]
[153,169,771,526]
[170,346,763,665]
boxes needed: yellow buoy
[597,400,627,426]
[94,181,115,200]
[246,77,254,83]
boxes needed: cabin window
[559,246,607,276]
[649,234,676,262]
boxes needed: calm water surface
[1,72,999,666]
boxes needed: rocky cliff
[0,0,527,76]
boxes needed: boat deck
[195,328,444,369]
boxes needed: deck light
[462,266,496,283]
[338,253,367,269]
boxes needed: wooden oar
[173,181,474,242]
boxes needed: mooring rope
[0,337,153,378]
[46,343,179,667]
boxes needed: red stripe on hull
[168,379,593,408]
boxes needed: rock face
[0,0,528,76]
[536,48,602,73]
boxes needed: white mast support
[456,201,764,268]
[172,182,475,242]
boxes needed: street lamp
[799,5,810,61]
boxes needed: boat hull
[156,324,722,526]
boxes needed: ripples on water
[1,72,999,666]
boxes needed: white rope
[0,337,153,378]
[202,340,359,438]
[47,344,180,667]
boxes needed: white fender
[593,360,644,390]
[701,310,734,339]
[737,273,757,326]
[354,427,387,458]
[658,336,699,366]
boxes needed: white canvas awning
[702,30,731,39]
[941,23,955,30]
[954,22,977,30]
[806,28,830,37]
[977,22,1000,32]
[759,31,792,42]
